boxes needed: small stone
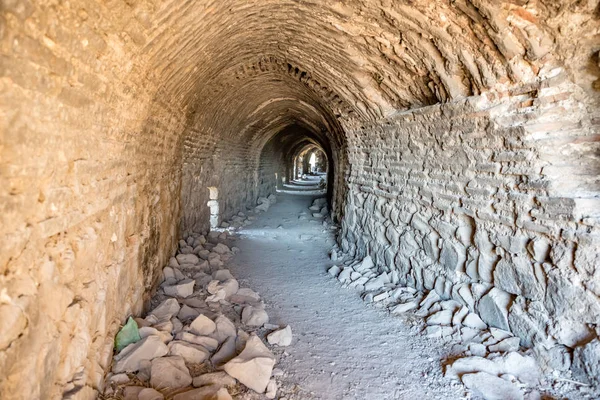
[427,309,453,326]
[223,334,275,393]
[177,305,200,322]
[213,243,231,254]
[463,313,488,330]
[163,267,176,281]
[164,279,195,298]
[265,379,277,399]
[390,300,418,314]
[169,257,180,268]
[150,356,192,390]
[211,336,238,368]
[328,265,341,277]
[123,386,145,400]
[337,268,352,283]
[190,314,217,335]
[176,254,199,265]
[108,373,130,385]
[193,372,237,388]
[212,315,237,343]
[138,388,164,400]
[175,332,219,351]
[213,269,235,281]
[230,288,261,305]
[267,325,292,346]
[168,341,210,363]
[148,298,181,321]
[173,386,232,400]
[113,336,168,373]
[353,255,374,272]
[241,305,269,327]
[462,372,523,400]
[469,343,487,357]
[488,337,520,353]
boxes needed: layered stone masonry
[340,77,600,381]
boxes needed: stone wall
[340,73,600,377]
[0,4,187,398]
[1,0,598,398]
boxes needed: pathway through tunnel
[227,188,460,399]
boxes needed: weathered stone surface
[138,388,164,400]
[177,254,200,265]
[175,333,219,351]
[212,315,238,343]
[446,352,541,386]
[193,372,237,388]
[211,336,238,368]
[190,315,217,336]
[173,386,232,400]
[241,306,269,327]
[461,372,523,400]
[267,325,292,346]
[164,279,196,298]
[168,341,210,364]
[223,335,276,393]
[150,356,192,390]
[113,336,169,373]
[493,257,544,300]
[149,299,181,321]
[572,339,600,385]
[477,289,513,331]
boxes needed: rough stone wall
[1,0,598,398]
[181,132,264,234]
[340,74,600,377]
[0,3,188,399]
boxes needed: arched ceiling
[134,0,597,146]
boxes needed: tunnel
[1,1,600,399]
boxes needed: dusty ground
[228,184,464,399]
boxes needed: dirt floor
[228,184,463,399]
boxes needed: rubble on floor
[103,212,294,400]
[326,249,596,400]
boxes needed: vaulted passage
[1,1,600,399]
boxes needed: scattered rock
[148,298,181,321]
[168,341,210,363]
[113,336,168,373]
[212,315,237,343]
[213,269,235,281]
[190,314,217,336]
[241,305,269,327]
[461,372,523,400]
[328,265,341,277]
[224,334,276,393]
[193,371,237,388]
[164,279,195,298]
[138,388,164,400]
[265,378,278,399]
[150,356,192,390]
[390,301,418,314]
[176,254,199,265]
[267,325,292,346]
[175,332,219,351]
[211,336,238,368]
[173,386,232,400]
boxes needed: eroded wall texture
[341,78,600,374]
[1,0,599,398]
